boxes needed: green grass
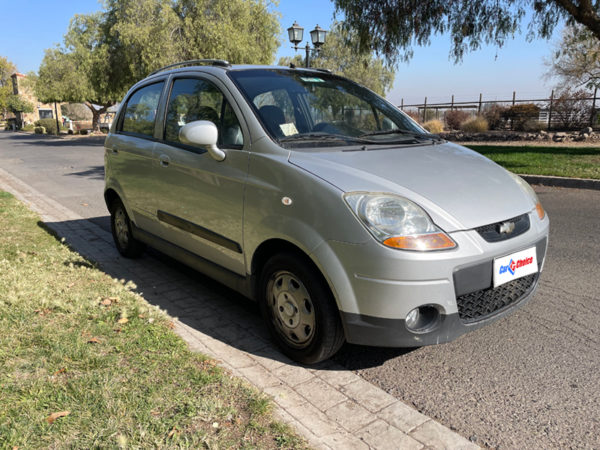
[465,145,600,179]
[0,191,306,449]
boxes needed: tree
[36,0,280,131]
[547,25,600,88]
[0,56,17,119]
[333,0,600,64]
[278,22,395,96]
[36,14,123,131]
[6,94,34,128]
[551,88,592,128]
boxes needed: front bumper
[341,244,544,347]
[311,211,549,347]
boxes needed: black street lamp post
[287,21,327,68]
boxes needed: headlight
[509,173,545,220]
[344,193,456,251]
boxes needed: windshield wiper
[279,133,374,144]
[358,129,444,142]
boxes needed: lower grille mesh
[456,274,538,323]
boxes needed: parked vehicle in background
[104,60,549,364]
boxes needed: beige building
[10,73,63,126]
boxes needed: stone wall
[439,128,598,143]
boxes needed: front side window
[164,78,243,148]
[121,82,164,137]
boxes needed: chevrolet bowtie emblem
[499,221,516,234]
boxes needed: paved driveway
[1,131,598,448]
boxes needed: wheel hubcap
[268,271,315,348]
[114,208,129,248]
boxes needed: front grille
[456,273,538,323]
[476,213,530,242]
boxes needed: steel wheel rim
[267,270,316,348]
[114,208,129,248]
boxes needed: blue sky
[0,0,562,105]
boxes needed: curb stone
[0,166,479,450]
[520,174,600,191]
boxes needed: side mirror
[179,120,226,161]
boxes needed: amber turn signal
[383,233,456,251]
[536,202,545,220]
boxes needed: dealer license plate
[493,247,538,288]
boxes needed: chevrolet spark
[104,60,549,364]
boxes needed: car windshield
[228,69,432,149]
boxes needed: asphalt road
[1,131,598,449]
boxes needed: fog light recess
[405,306,440,332]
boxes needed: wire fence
[399,89,600,131]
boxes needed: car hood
[289,141,535,232]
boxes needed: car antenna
[289,62,296,69]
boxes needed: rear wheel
[259,253,344,364]
[110,198,145,258]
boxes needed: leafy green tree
[36,15,121,131]
[36,0,280,131]
[0,56,17,119]
[6,94,34,128]
[333,0,600,64]
[547,25,600,88]
[279,22,395,96]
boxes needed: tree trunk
[84,102,108,133]
[54,102,60,136]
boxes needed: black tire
[110,198,145,258]
[259,252,345,364]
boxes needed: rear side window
[164,78,244,149]
[120,82,164,137]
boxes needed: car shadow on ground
[38,217,413,371]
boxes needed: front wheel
[259,253,344,364]
[110,198,145,258]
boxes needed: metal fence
[399,89,600,131]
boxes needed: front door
[152,76,248,275]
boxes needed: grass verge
[0,191,305,449]
[465,145,600,179]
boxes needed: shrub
[423,109,437,122]
[423,119,444,133]
[551,89,592,130]
[521,119,546,132]
[79,129,89,135]
[502,104,540,131]
[445,110,470,130]
[22,124,35,132]
[403,109,422,123]
[34,118,65,135]
[482,104,509,130]
[34,126,45,134]
[461,116,489,133]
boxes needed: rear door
[108,80,166,234]
[151,75,249,275]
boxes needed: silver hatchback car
[104,60,549,364]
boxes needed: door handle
[159,154,170,167]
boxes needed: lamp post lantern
[287,22,327,68]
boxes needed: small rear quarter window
[120,82,164,137]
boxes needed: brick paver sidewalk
[0,167,478,450]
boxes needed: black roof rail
[314,67,332,73]
[149,59,231,76]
